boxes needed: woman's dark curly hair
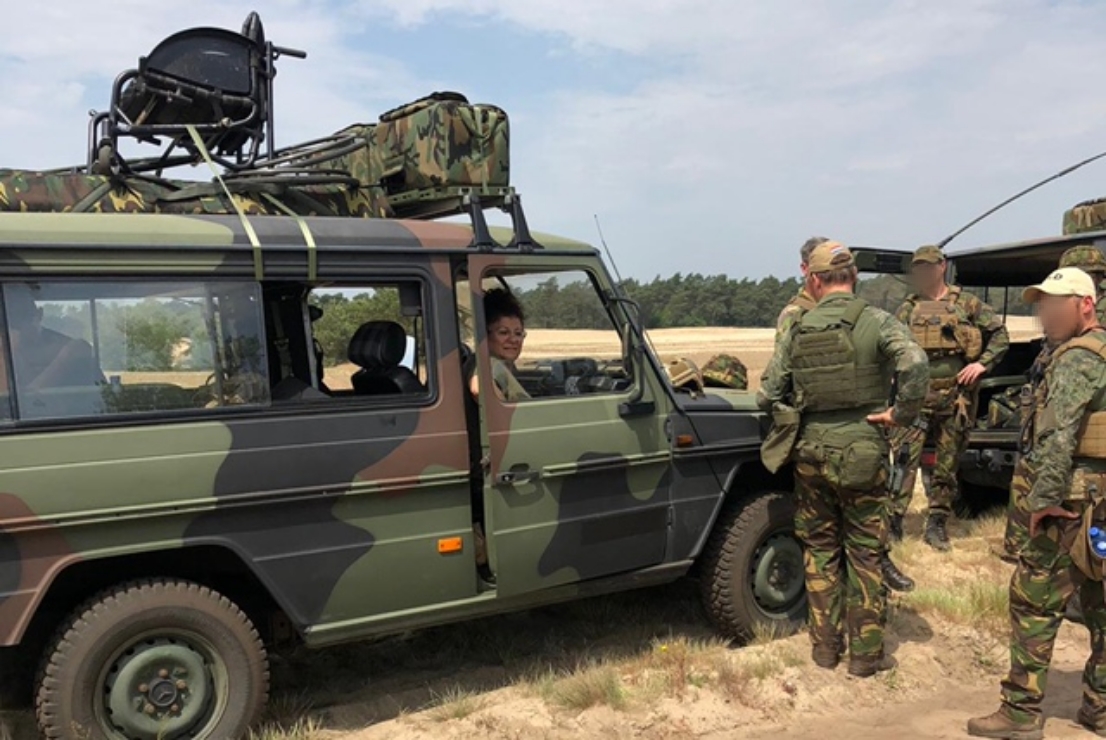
[484,287,525,326]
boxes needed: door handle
[496,467,541,485]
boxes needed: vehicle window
[3,281,268,421]
[304,283,429,399]
[472,269,631,401]
[963,284,1042,341]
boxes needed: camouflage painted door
[468,258,673,596]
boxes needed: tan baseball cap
[1022,267,1097,304]
[807,240,854,274]
[912,245,944,264]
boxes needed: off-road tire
[700,490,806,641]
[36,578,269,739]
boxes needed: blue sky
[4,1,1106,280]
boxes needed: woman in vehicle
[469,288,530,402]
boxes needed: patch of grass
[426,686,487,722]
[539,664,627,712]
[969,511,1008,540]
[246,717,326,740]
[740,650,785,681]
[904,580,1009,634]
[713,656,753,703]
[749,621,790,647]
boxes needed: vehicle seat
[347,321,423,395]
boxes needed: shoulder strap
[1053,333,1106,364]
[840,297,868,330]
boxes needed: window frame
[0,277,273,429]
[471,263,636,407]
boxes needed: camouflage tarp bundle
[322,92,509,196]
[0,91,508,218]
[1064,197,1106,235]
[0,169,391,217]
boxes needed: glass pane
[5,281,268,420]
[308,285,427,394]
[482,270,631,400]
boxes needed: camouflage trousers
[794,469,886,660]
[1002,456,1032,561]
[891,405,969,517]
[1001,511,1106,724]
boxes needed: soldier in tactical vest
[999,246,1106,627]
[759,241,928,678]
[892,245,1009,552]
[771,236,916,593]
[968,267,1106,740]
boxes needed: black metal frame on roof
[464,191,544,252]
[86,12,306,177]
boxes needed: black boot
[882,552,915,592]
[924,512,951,552]
[889,513,905,543]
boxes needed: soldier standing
[774,236,823,341]
[893,245,1009,551]
[968,267,1106,739]
[772,236,916,594]
[759,241,928,677]
[1003,245,1106,563]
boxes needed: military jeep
[0,14,799,739]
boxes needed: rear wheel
[36,579,268,740]
[700,490,806,641]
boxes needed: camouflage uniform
[979,329,1106,735]
[775,288,817,342]
[893,277,1008,534]
[1004,247,1106,562]
[759,245,928,670]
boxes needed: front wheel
[36,579,269,740]
[700,490,807,641]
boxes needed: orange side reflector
[675,434,695,448]
[438,537,464,554]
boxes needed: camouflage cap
[912,245,945,264]
[807,240,854,274]
[1059,245,1106,274]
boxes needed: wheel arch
[17,543,295,675]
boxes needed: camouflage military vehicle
[0,14,798,739]
[854,231,1104,511]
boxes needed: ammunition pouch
[1071,494,1106,581]
[909,297,982,361]
[760,404,800,474]
[794,437,888,490]
[954,324,984,362]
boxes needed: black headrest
[348,321,406,370]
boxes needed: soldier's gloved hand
[957,362,987,386]
[1028,506,1080,539]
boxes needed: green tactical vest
[791,296,888,414]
